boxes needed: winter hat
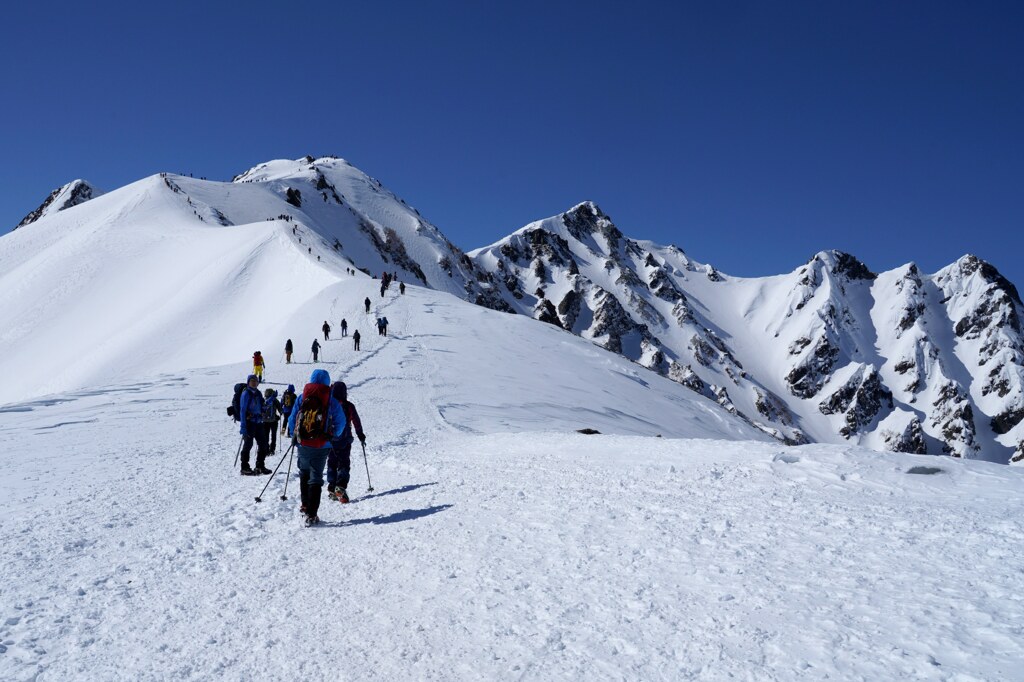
[310,369,331,386]
[286,384,295,392]
[247,374,258,384]
[264,388,277,398]
[331,381,347,402]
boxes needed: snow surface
[2,277,1023,680]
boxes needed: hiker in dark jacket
[364,297,371,313]
[322,321,331,340]
[263,388,283,452]
[341,318,348,337]
[312,339,321,362]
[327,381,366,502]
[399,281,405,295]
[287,369,346,525]
[238,374,271,475]
[285,339,294,363]
[353,329,361,351]
[280,384,297,435]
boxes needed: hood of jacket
[331,381,347,402]
[309,369,331,386]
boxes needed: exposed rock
[991,406,1024,435]
[16,180,98,229]
[534,298,562,328]
[882,417,927,454]
[285,187,303,207]
[786,335,840,399]
[558,289,583,330]
[590,289,640,354]
[669,363,708,396]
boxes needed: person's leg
[240,429,254,472]
[254,423,270,472]
[297,446,312,512]
[268,421,277,452]
[326,445,339,492]
[305,447,330,518]
[339,440,352,491]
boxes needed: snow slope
[1,277,1022,680]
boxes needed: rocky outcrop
[16,180,99,229]
[881,417,928,454]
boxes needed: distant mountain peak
[15,179,100,230]
[805,250,876,281]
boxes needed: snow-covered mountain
[470,202,1024,464]
[5,157,1022,464]
[3,158,1024,680]
[14,179,101,229]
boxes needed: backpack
[262,398,278,422]
[227,383,245,421]
[297,391,330,442]
[282,391,296,410]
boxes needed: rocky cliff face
[470,203,1024,464]
[15,180,100,229]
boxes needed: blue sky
[2,1,1021,284]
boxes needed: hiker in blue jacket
[239,374,271,475]
[287,369,346,525]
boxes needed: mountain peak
[946,254,1022,305]
[15,179,100,230]
[807,250,876,281]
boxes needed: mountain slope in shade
[469,202,1024,464]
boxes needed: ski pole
[255,442,296,503]
[234,436,243,468]
[281,439,296,501]
[361,441,374,492]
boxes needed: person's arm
[330,398,347,439]
[350,403,366,442]
[288,395,302,436]
[239,391,250,435]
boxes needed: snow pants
[240,421,268,468]
[266,419,279,452]
[297,444,330,517]
[326,437,352,491]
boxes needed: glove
[358,434,366,444]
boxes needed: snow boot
[240,463,255,476]
[338,488,350,504]
[308,484,323,520]
[256,465,273,475]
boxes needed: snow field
[2,281,1023,680]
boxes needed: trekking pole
[255,442,296,503]
[361,441,374,492]
[280,440,296,501]
[233,436,243,468]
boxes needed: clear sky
[2,1,1021,284]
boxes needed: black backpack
[227,383,245,421]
